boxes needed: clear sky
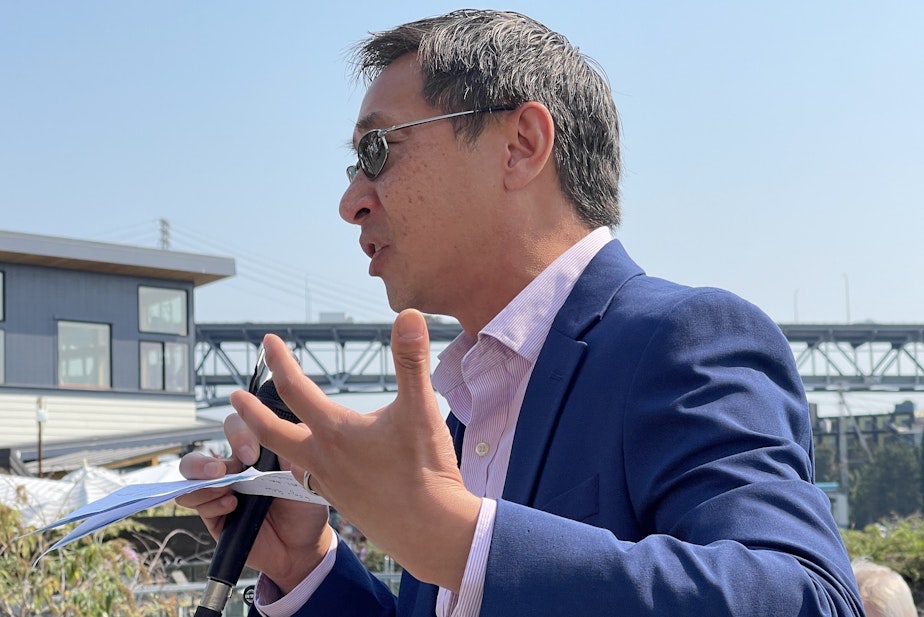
[2,2,922,328]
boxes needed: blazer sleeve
[261,539,396,617]
[481,288,865,616]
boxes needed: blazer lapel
[447,412,465,467]
[502,239,643,506]
[501,330,586,506]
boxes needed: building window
[58,321,111,388]
[0,270,5,321]
[140,341,189,392]
[140,341,164,390]
[165,342,189,392]
[139,286,188,336]
[0,330,5,385]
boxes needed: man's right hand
[175,412,333,594]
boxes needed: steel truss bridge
[194,322,924,409]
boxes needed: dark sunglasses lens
[358,132,388,178]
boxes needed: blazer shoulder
[561,239,778,341]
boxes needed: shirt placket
[458,340,512,499]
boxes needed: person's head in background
[852,558,917,617]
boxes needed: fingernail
[239,445,256,465]
[396,312,424,340]
[204,461,222,477]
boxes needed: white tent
[121,458,184,484]
[59,464,127,512]
[1,463,128,529]
[2,460,194,531]
[0,474,73,528]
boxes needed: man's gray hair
[350,9,622,228]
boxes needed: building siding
[2,261,194,390]
[0,232,232,454]
[0,392,199,448]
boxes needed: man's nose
[339,175,375,224]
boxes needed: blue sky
[2,1,922,329]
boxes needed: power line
[88,219,163,247]
[164,221,391,321]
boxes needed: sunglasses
[346,104,518,182]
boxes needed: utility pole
[305,274,312,323]
[843,274,850,323]
[36,397,47,477]
[159,218,171,250]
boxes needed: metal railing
[195,321,924,407]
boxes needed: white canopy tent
[1,459,189,530]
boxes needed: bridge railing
[195,322,924,408]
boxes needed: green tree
[849,439,922,528]
[0,500,175,616]
[841,514,924,608]
[813,440,839,484]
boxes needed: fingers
[240,333,353,468]
[260,334,343,427]
[391,309,438,420]
[177,413,258,482]
[175,450,238,538]
[288,462,323,498]
[175,487,236,518]
[224,412,261,467]
[176,492,235,541]
[176,426,248,534]
[231,386,314,470]
[178,450,231,480]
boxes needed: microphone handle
[195,379,300,616]
[195,446,278,616]
[211,446,279,582]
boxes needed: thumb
[391,309,435,410]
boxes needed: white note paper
[32,468,328,559]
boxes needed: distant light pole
[843,274,851,324]
[36,397,48,477]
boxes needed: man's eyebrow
[345,113,385,153]
[355,112,388,135]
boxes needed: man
[178,10,865,616]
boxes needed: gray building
[0,229,235,465]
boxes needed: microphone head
[255,380,300,424]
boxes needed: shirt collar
[433,226,613,398]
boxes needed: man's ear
[502,102,555,191]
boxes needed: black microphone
[195,358,300,616]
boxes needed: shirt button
[475,442,491,457]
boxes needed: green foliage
[813,440,839,484]
[842,514,924,603]
[0,503,175,617]
[849,439,922,528]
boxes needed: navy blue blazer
[271,239,865,617]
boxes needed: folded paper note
[32,468,328,558]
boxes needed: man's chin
[384,290,427,317]
[383,287,408,314]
